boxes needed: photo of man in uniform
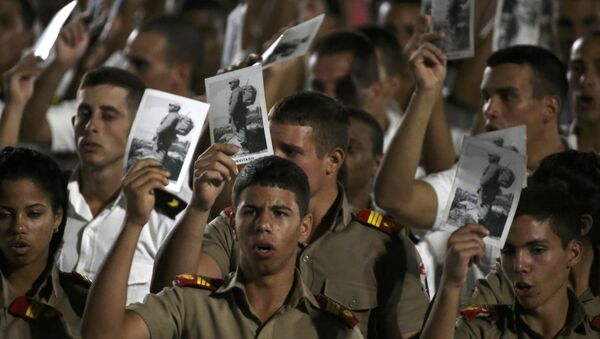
[227,78,248,143]
[154,103,183,161]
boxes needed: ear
[566,239,583,269]
[172,62,193,92]
[580,214,593,237]
[371,154,383,177]
[52,208,64,233]
[324,147,345,176]
[298,213,313,246]
[541,95,560,124]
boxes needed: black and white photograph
[493,0,545,51]
[475,125,527,156]
[206,64,273,164]
[422,0,432,16]
[442,137,527,248]
[124,89,209,193]
[431,0,473,60]
[261,14,325,68]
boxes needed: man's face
[0,1,33,72]
[377,2,421,48]
[568,36,600,124]
[554,0,600,61]
[269,122,329,197]
[73,85,133,170]
[501,215,577,311]
[234,185,309,277]
[309,51,363,107]
[343,118,380,192]
[125,31,176,93]
[480,64,547,136]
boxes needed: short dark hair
[79,67,146,116]
[356,25,406,76]
[270,91,348,157]
[514,184,581,248]
[312,29,380,89]
[530,151,600,241]
[138,15,203,68]
[345,107,384,156]
[233,156,310,217]
[0,147,67,260]
[486,45,568,112]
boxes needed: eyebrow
[78,103,124,116]
[505,238,549,248]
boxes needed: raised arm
[19,17,89,145]
[150,143,239,292]
[0,53,42,148]
[374,26,448,229]
[82,159,169,339]
[420,224,488,339]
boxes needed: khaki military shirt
[202,190,429,338]
[0,265,88,339]
[464,263,600,318]
[129,270,364,338]
[457,290,600,338]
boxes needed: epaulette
[8,296,62,320]
[223,206,234,217]
[315,294,359,329]
[460,304,509,321]
[58,271,90,316]
[354,208,403,235]
[154,189,188,219]
[174,274,224,291]
[591,314,600,330]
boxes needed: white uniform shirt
[58,177,176,304]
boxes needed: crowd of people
[1,0,600,338]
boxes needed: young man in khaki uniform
[463,151,600,317]
[82,156,363,339]
[151,91,429,338]
[421,185,600,339]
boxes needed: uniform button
[302,255,311,263]
[349,299,357,308]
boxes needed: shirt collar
[67,168,125,218]
[216,268,319,311]
[509,289,590,336]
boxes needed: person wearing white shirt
[56,67,176,304]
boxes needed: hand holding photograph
[124,89,209,193]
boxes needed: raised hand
[122,158,170,227]
[54,16,90,70]
[443,224,489,289]
[191,143,240,212]
[3,53,43,109]
[410,39,447,92]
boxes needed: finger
[420,31,446,44]
[462,223,491,237]
[130,173,170,192]
[195,158,234,182]
[124,158,164,181]
[196,170,226,186]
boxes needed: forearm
[374,89,440,220]
[0,102,25,148]
[82,222,143,339]
[423,96,456,173]
[20,63,69,145]
[420,282,461,339]
[150,206,211,292]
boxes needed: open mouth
[514,282,532,297]
[576,94,595,106]
[9,241,31,255]
[253,243,275,258]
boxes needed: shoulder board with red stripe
[69,271,92,287]
[8,296,62,320]
[315,294,359,329]
[174,274,224,291]
[460,304,508,321]
[592,314,600,330]
[354,208,403,235]
[223,207,234,217]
